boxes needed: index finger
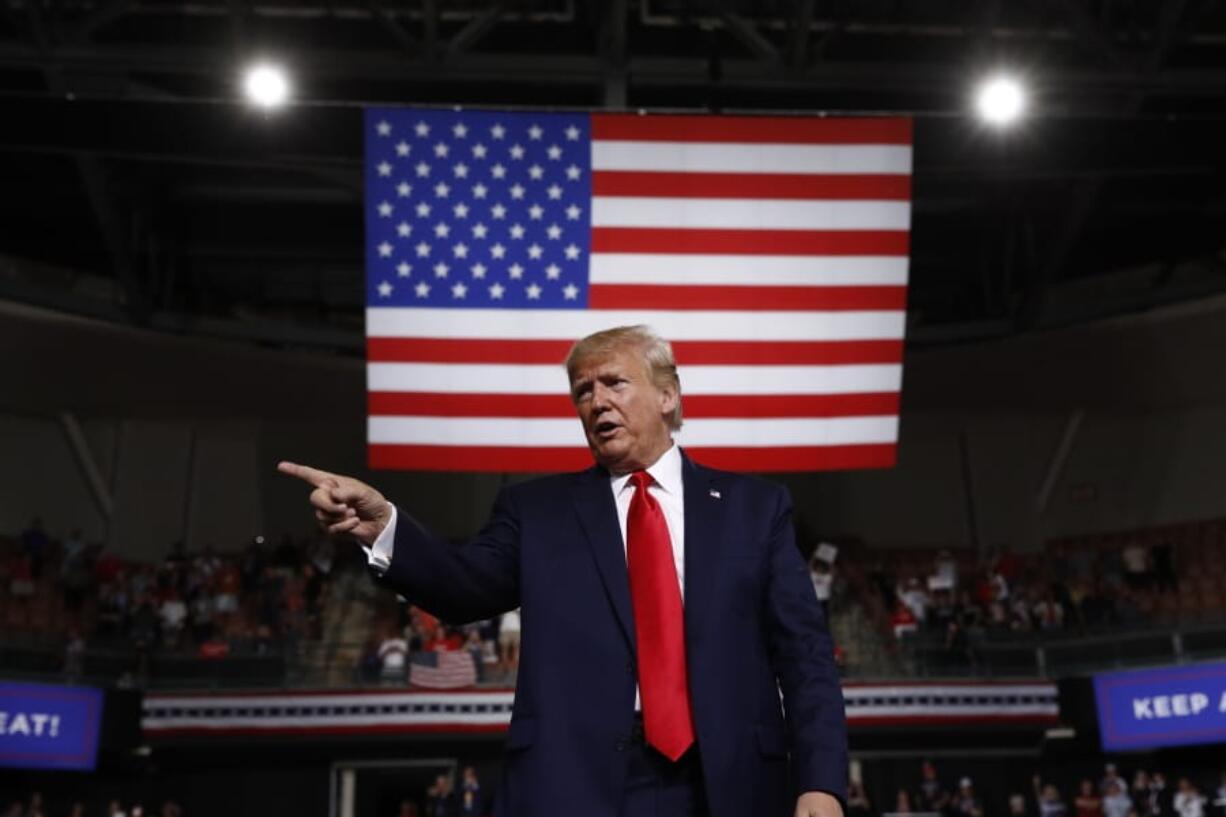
[277,461,338,488]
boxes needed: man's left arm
[762,485,848,817]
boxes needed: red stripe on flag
[368,392,900,419]
[589,284,906,311]
[591,114,913,145]
[591,228,909,256]
[592,171,912,200]
[368,444,896,472]
[367,338,904,365]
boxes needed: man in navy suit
[280,325,847,817]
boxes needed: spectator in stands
[890,598,918,639]
[847,780,872,817]
[23,791,44,817]
[899,577,929,625]
[950,778,985,817]
[1131,772,1153,817]
[1149,772,1173,817]
[1174,779,1207,817]
[1008,793,1031,817]
[915,760,948,813]
[1102,766,1126,798]
[425,773,456,817]
[458,766,483,817]
[1032,591,1065,631]
[1077,779,1104,817]
[1103,780,1134,817]
[158,589,188,648]
[1122,539,1151,590]
[933,549,958,589]
[1211,773,1226,817]
[1034,776,1069,817]
[810,556,833,620]
[378,628,409,682]
[497,608,521,675]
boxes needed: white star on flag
[395,141,410,156]
[396,262,412,277]
[414,281,429,297]
[491,164,507,179]
[377,162,392,177]
[434,262,449,278]
[528,204,543,220]
[528,125,543,140]
[565,125,580,140]
[453,123,468,138]
[434,142,449,158]
[566,204,581,220]
[509,144,525,160]
[528,165,544,180]
[414,121,429,137]
[527,243,543,260]
[489,282,505,299]
[453,163,469,179]
[434,222,450,238]
[546,224,562,239]
[471,223,488,238]
[378,280,393,297]
[453,243,469,258]
[526,283,542,299]
[415,242,431,257]
[566,164,581,180]
[547,145,562,160]
[490,123,506,140]
[510,184,525,200]
[491,204,507,219]
[470,263,487,279]
[377,201,393,217]
[472,144,487,159]
[396,222,412,237]
[472,183,488,199]
[453,203,469,218]
[563,283,579,299]
[509,224,525,239]
[434,182,450,198]
[564,243,580,260]
[396,182,412,197]
[508,263,523,279]
[545,263,561,279]
[547,185,562,200]
[377,241,393,257]
[491,243,507,259]
[376,120,392,136]
[416,202,432,218]
[415,162,430,177]
[452,281,468,298]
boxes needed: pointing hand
[277,461,392,547]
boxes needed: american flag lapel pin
[708,488,721,499]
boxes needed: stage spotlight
[975,74,1026,126]
[243,63,290,109]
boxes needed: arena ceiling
[1,0,1225,352]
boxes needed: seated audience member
[1210,773,1226,817]
[899,577,930,624]
[1149,772,1173,817]
[498,607,521,672]
[1132,772,1153,817]
[1122,539,1151,590]
[894,789,915,815]
[377,630,409,682]
[891,599,919,639]
[458,766,482,817]
[425,774,456,817]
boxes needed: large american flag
[364,107,911,472]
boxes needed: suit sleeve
[763,485,848,806]
[375,486,521,624]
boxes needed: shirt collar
[610,442,682,497]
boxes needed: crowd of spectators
[1,792,184,817]
[1,517,339,676]
[878,760,1226,817]
[361,601,520,686]
[871,519,1226,650]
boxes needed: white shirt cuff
[362,503,398,574]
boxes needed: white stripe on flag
[591,198,912,231]
[368,416,899,447]
[367,362,903,395]
[365,308,907,341]
[591,142,913,174]
[589,255,909,286]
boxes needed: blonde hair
[565,325,683,430]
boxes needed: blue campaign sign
[0,682,104,771]
[1094,661,1226,751]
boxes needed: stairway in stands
[296,566,380,687]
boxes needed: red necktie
[626,470,695,760]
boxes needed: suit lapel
[571,466,636,651]
[681,451,725,642]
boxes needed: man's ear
[658,382,678,418]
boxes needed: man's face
[570,346,676,474]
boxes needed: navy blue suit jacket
[378,451,847,817]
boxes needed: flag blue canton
[364,108,592,309]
